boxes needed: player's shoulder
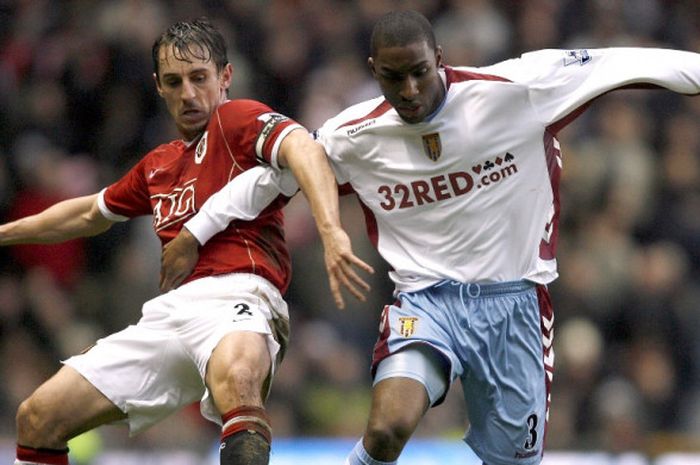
[215,99,295,130]
[474,49,598,82]
[217,98,275,116]
[443,64,513,88]
[480,49,576,70]
[122,139,183,176]
[321,95,391,133]
[144,140,185,161]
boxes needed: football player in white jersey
[160,10,700,465]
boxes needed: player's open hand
[160,228,200,293]
[320,226,374,309]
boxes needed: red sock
[16,445,69,465]
[221,406,272,444]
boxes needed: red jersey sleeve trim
[335,100,394,130]
[443,65,511,89]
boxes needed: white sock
[344,439,398,465]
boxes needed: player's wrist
[182,225,203,247]
[316,220,343,239]
[183,214,216,246]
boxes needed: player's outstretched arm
[278,129,374,309]
[0,194,113,246]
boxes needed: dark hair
[370,10,437,58]
[152,17,229,79]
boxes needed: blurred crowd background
[1,0,700,460]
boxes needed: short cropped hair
[370,10,437,57]
[152,17,229,79]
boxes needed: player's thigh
[18,365,125,443]
[374,343,450,407]
[184,275,288,412]
[205,330,272,411]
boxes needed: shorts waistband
[434,279,534,298]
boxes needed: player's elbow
[82,203,114,237]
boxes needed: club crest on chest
[195,131,208,164]
[422,133,442,161]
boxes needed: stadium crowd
[1,0,700,458]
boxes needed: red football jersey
[99,99,302,293]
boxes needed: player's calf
[16,396,70,449]
[219,405,272,465]
[15,398,72,465]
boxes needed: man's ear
[221,63,233,91]
[153,73,163,97]
[435,45,443,67]
[368,57,377,78]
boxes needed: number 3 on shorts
[524,413,538,449]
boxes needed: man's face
[154,44,232,140]
[369,40,444,124]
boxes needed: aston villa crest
[422,133,441,161]
[398,317,419,337]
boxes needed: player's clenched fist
[160,227,200,292]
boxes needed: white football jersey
[187,48,700,293]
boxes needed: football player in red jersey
[0,17,371,465]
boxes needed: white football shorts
[63,272,289,435]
